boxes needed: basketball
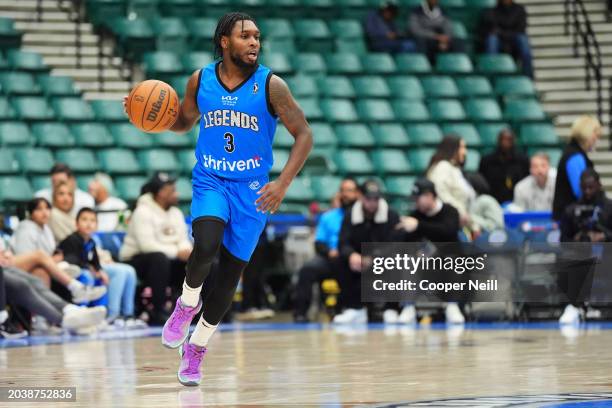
[126,79,179,133]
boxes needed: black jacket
[479,149,530,204]
[484,3,527,36]
[399,202,460,242]
[561,192,612,242]
[339,199,400,259]
[58,232,102,271]
[553,139,594,221]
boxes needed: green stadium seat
[0,150,19,174]
[154,130,193,148]
[310,122,337,149]
[385,176,417,198]
[126,0,160,19]
[320,98,357,122]
[293,19,333,53]
[387,76,424,100]
[362,53,397,75]
[86,0,126,25]
[71,123,114,148]
[392,100,430,122]
[302,0,335,19]
[428,99,466,121]
[271,149,289,174]
[317,76,355,98]
[158,0,198,17]
[0,53,8,71]
[295,53,327,74]
[356,99,395,122]
[466,0,496,7]
[286,75,318,98]
[264,38,297,55]
[90,100,126,122]
[0,97,14,119]
[406,123,443,147]
[56,149,99,173]
[115,176,148,202]
[186,18,218,50]
[495,76,536,97]
[371,123,411,148]
[526,147,562,166]
[477,54,517,75]
[464,98,502,121]
[303,152,337,174]
[0,17,22,49]
[329,19,364,39]
[260,53,293,75]
[311,175,343,202]
[138,149,179,174]
[150,18,189,53]
[335,0,370,19]
[12,96,54,121]
[177,149,196,174]
[273,125,294,149]
[32,122,76,148]
[441,123,481,147]
[14,147,54,174]
[335,38,368,55]
[352,76,390,98]
[284,177,315,202]
[326,53,363,75]
[7,50,47,72]
[181,52,214,74]
[504,99,546,121]
[75,174,98,192]
[296,97,324,121]
[477,122,510,148]
[371,149,413,175]
[111,18,155,61]
[334,149,374,174]
[235,0,274,19]
[520,123,559,147]
[394,54,432,75]
[169,75,189,97]
[30,175,50,192]
[37,75,80,97]
[451,21,468,40]
[0,122,32,146]
[464,150,480,172]
[0,72,40,95]
[435,53,473,74]
[335,124,375,148]
[0,176,33,204]
[98,149,141,174]
[421,76,459,98]
[109,123,154,149]
[455,76,493,97]
[176,177,192,202]
[407,148,435,174]
[51,97,95,121]
[265,0,303,19]
[259,18,295,39]
[143,51,183,79]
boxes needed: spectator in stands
[365,0,416,53]
[481,0,533,78]
[426,135,477,233]
[409,0,464,63]
[553,115,601,221]
[0,267,28,338]
[35,163,95,216]
[465,173,505,232]
[294,177,360,323]
[49,182,77,242]
[478,128,529,205]
[511,153,557,211]
[88,173,128,232]
[59,208,144,328]
[119,173,192,325]
[394,178,465,324]
[0,254,107,334]
[333,180,400,324]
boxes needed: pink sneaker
[178,340,207,386]
[161,298,202,349]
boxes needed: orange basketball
[126,79,179,133]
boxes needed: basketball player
[125,12,312,386]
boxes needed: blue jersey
[195,61,277,180]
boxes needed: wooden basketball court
[2,323,612,407]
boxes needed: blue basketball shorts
[191,165,268,262]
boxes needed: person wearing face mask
[293,177,360,323]
[512,153,557,212]
[553,116,601,221]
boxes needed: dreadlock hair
[213,12,256,59]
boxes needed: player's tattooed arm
[255,75,313,213]
[170,70,202,134]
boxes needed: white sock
[181,280,202,308]
[67,280,83,293]
[0,310,8,325]
[62,304,80,315]
[189,316,218,347]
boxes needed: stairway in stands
[522,0,612,189]
[0,0,131,100]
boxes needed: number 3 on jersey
[224,132,235,153]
